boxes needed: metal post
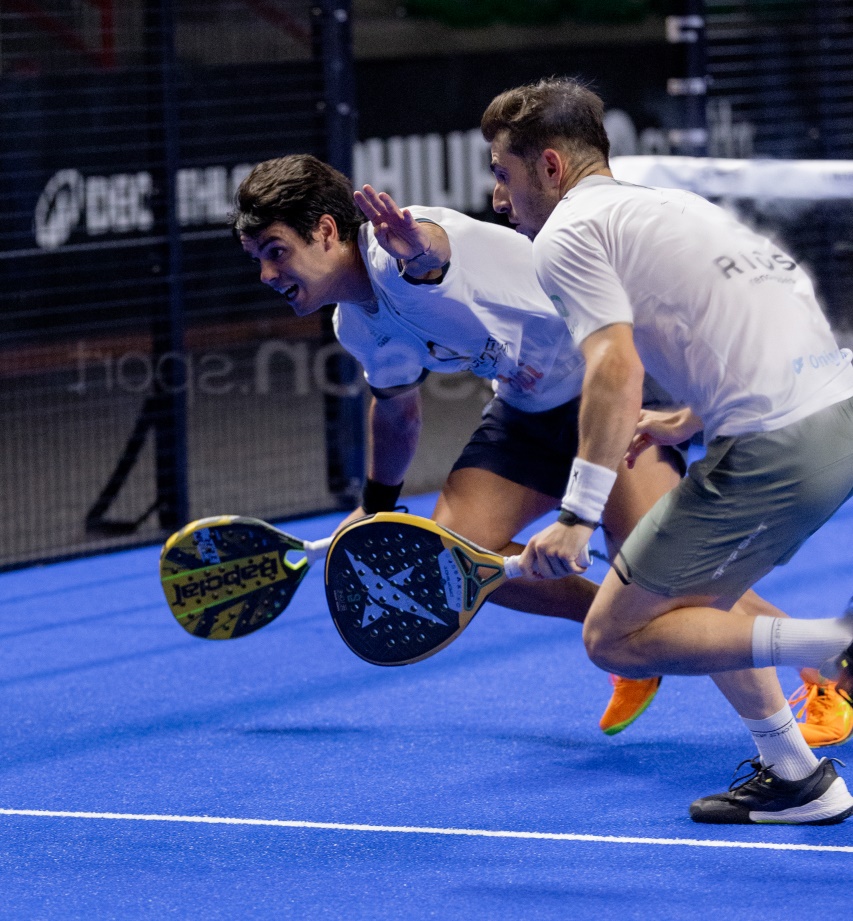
[665,0,708,157]
[85,0,189,535]
[315,0,357,176]
[313,0,365,506]
[146,0,190,529]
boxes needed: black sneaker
[690,757,853,825]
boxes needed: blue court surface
[1,493,852,920]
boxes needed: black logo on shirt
[713,251,797,279]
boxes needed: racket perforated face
[160,516,309,639]
[325,513,507,666]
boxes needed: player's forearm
[367,393,422,484]
[577,330,644,471]
[578,384,642,469]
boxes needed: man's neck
[340,240,376,306]
[560,161,612,197]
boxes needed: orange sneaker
[789,669,853,749]
[599,675,662,735]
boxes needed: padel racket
[160,516,331,640]
[324,511,524,666]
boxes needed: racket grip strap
[302,536,333,565]
[503,555,523,580]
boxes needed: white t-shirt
[333,207,585,413]
[533,176,853,440]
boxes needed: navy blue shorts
[451,383,689,499]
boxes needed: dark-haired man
[481,77,853,824]
[232,153,686,735]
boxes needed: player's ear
[540,148,565,190]
[315,213,339,247]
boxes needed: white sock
[751,615,853,669]
[742,704,819,781]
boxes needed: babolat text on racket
[160,516,331,639]
[324,511,523,666]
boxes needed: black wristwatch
[557,509,599,530]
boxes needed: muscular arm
[518,323,644,578]
[337,388,423,530]
[367,388,423,484]
[577,322,645,468]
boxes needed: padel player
[482,76,853,824]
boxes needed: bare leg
[584,575,764,676]
[432,446,684,620]
[432,467,596,622]
[712,590,790,719]
[583,571,817,725]
[712,668,787,720]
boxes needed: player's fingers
[377,192,414,226]
[624,433,651,468]
[516,545,539,579]
[524,548,561,580]
[536,552,572,580]
[361,184,395,218]
[633,412,673,443]
[634,408,655,430]
[569,547,592,573]
[353,189,381,221]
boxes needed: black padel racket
[160,516,331,639]
[325,512,523,666]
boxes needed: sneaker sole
[602,678,662,736]
[750,778,853,825]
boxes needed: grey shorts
[615,394,853,600]
[451,377,689,500]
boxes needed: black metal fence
[2,0,851,570]
[705,0,853,338]
[0,0,363,569]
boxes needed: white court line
[1,808,852,853]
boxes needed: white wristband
[560,457,617,524]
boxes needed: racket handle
[503,555,523,579]
[502,545,593,580]
[302,536,333,565]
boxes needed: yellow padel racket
[160,516,331,639]
[325,511,523,666]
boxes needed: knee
[582,616,652,679]
[582,617,623,673]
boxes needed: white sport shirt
[333,206,584,412]
[533,175,853,440]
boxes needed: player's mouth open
[283,284,298,301]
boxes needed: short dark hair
[481,77,610,166]
[231,154,365,243]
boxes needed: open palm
[354,184,430,261]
